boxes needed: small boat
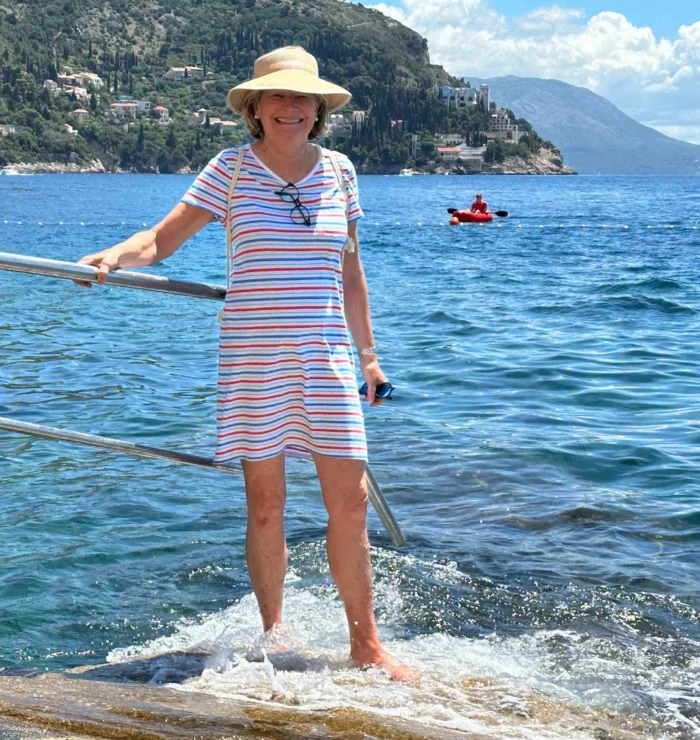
[451,209,493,223]
[398,168,415,176]
[0,166,21,176]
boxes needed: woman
[76,47,415,681]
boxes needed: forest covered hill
[0,0,557,172]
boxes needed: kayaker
[470,193,488,214]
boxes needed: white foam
[106,552,695,737]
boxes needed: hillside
[473,76,700,175]
[0,0,559,173]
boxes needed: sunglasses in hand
[359,381,395,400]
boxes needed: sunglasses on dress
[274,182,312,227]
[359,381,395,400]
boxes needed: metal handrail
[0,251,405,547]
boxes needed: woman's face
[255,90,318,142]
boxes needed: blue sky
[364,0,700,143]
[376,0,697,38]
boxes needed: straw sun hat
[227,46,352,114]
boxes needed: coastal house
[71,108,90,121]
[135,100,151,114]
[436,143,486,170]
[110,102,137,119]
[435,83,490,110]
[58,72,104,89]
[0,124,24,136]
[62,85,90,102]
[153,105,170,124]
[439,133,466,146]
[456,145,486,171]
[63,123,77,135]
[74,72,104,89]
[489,109,524,142]
[165,67,186,80]
[43,79,60,96]
[189,109,237,130]
[189,108,208,125]
[436,146,461,162]
[165,66,204,80]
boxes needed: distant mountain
[471,76,700,175]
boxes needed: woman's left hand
[360,357,388,407]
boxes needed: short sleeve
[181,149,236,223]
[335,153,364,222]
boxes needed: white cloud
[363,1,700,144]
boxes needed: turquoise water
[1,172,699,737]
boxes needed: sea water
[0,172,698,738]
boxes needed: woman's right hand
[73,247,122,288]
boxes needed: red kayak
[452,210,493,223]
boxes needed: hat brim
[227,69,351,114]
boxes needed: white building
[165,66,204,80]
[58,72,104,89]
[351,110,366,127]
[135,100,151,114]
[435,83,490,110]
[436,146,461,161]
[75,72,104,89]
[43,79,60,96]
[153,105,170,124]
[71,108,90,121]
[439,133,466,146]
[63,85,89,101]
[189,108,208,125]
[489,108,524,142]
[110,102,137,119]
[436,143,486,170]
[165,67,186,80]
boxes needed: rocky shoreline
[9,161,107,174]
[8,148,576,175]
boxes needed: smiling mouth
[274,117,303,124]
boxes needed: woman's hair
[475,192,482,198]
[240,90,330,140]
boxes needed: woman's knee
[326,484,369,524]
[247,490,286,528]
[242,456,286,528]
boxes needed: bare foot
[352,649,420,683]
[246,623,298,662]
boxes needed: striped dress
[181,144,367,463]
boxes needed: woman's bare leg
[241,453,287,631]
[312,453,418,681]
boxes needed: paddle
[447,208,508,217]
